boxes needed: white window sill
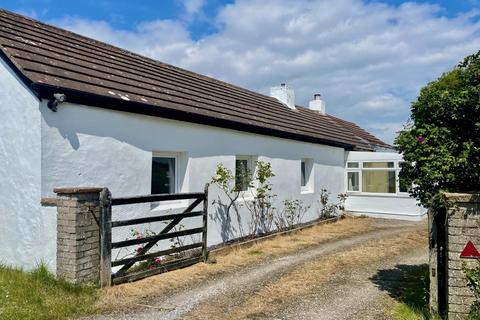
[150,200,189,212]
[301,188,314,195]
[346,192,411,198]
[233,189,257,202]
[236,196,255,203]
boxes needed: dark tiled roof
[324,114,392,149]
[0,9,388,150]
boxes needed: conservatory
[344,151,426,221]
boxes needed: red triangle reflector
[460,241,480,259]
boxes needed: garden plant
[395,50,480,318]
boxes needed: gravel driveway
[88,218,427,320]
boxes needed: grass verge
[0,264,97,320]
[391,264,440,320]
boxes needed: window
[235,156,254,191]
[347,172,360,191]
[361,162,395,193]
[151,155,177,194]
[347,162,359,168]
[301,161,306,186]
[362,170,396,193]
[363,161,394,168]
[346,160,403,195]
[301,159,314,192]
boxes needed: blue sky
[5,1,479,38]
[2,0,480,143]
[4,0,235,39]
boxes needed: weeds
[0,263,97,320]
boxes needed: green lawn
[392,265,440,320]
[0,264,98,320]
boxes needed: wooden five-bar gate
[99,185,209,286]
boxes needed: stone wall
[55,187,104,285]
[445,193,480,320]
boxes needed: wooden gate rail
[100,185,209,286]
[111,227,205,249]
[111,211,203,227]
[111,192,205,205]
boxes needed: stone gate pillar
[443,193,479,319]
[54,187,105,285]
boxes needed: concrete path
[89,219,427,320]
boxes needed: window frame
[345,160,409,197]
[151,152,185,210]
[301,158,314,194]
[151,152,179,195]
[346,171,361,192]
[347,162,360,168]
[235,155,255,193]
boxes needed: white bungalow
[0,9,425,271]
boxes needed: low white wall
[0,58,49,270]
[40,102,346,263]
[344,151,427,220]
[346,194,426,221]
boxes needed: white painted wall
[40,102,346,260]
[0,58,51,270]
[345,151,427,221]
[0,58,427,272]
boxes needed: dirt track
[89,218,427,320]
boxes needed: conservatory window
[347,172,360,191]
[346,161,404,194]
[362,170,396,193]
[347,162,359,168]
[363,162,394,168]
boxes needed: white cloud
[179,0,205,16]
[366,121,405,145]
[52,0,480,143]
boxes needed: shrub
[395,51,480,208]
[464,261,480,319]
[318,189,347,218]
[274,199,310,230]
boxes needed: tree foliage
[395,51,480,208]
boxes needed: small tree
[395,51,480,208]
[210,163,250,239]
[210,163,244,217]
[244,161,277,235]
